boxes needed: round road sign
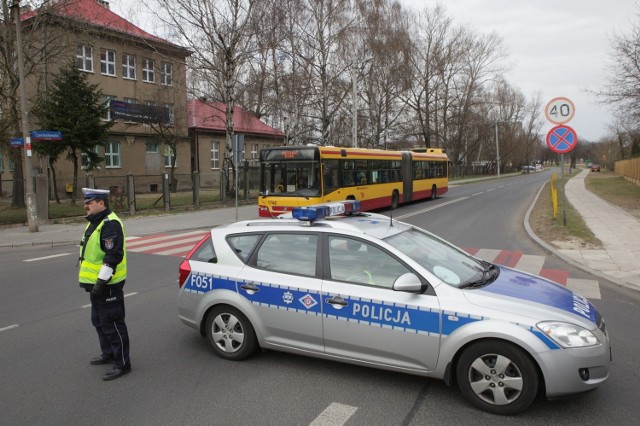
[546,125,578,154]
[545,97,575,125]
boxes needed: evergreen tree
[32,62,112,204]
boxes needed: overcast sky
[400,0,638,142]
[112,0,638,142]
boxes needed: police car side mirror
[393,273,425,293]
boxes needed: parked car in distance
[591,164,601,172]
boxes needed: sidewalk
[525,168,640,293]
[0,204,260,248]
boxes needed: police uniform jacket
[78,208,127,291]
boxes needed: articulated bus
[258,146,448,217]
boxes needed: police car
[177,201,610,415]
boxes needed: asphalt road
[1,172,639,425]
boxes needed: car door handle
[240,283,259,292]
[326,296,348,306]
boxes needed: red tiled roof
[23,0,174,47]
[188,99,284,137]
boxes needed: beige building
[21,0,191,184]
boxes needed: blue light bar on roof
[292,200,361,222]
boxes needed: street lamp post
[12,0,38,232]
[495,121,500,177]
[351,58,372,148]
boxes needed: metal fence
[0,165,260,225]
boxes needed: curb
[524,181,640,294]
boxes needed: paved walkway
[2,170,639,292]
[558,169,640,291]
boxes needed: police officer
[79,188,131,380]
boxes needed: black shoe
[90,354,114,365]
[102,366,131,381]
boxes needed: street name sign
[30,130,62,140]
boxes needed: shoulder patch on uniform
[104,238,114,250]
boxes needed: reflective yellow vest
[78,213,127,284]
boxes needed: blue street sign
[10,137,24,147]
[31,130,62,140]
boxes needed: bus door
[402,152,413,203]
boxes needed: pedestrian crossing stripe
[126,231,601,299]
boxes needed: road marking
[0,324,19,332]
[81,292,139,309]
[309,403,358,426]
[567,278,601,299]
[396,197,468,220]
[23,253,72,262]
[471,192,484,196]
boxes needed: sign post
[546,122,578,226]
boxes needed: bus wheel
[431,185,437,200]
[391,191,399,209]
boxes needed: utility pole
[12,0,38,232]
[351,65,358,148]
[495,121,500,177]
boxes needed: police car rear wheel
[205,305,258,361]
[456,340,538,415]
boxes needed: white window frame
[163,103,174,126]
[122,54,136,80]
[100,49,116,76]
[160,62,172,86]
[104,141,121,168]
[211,142,219,169]
[142,58,155,83]
[77,45,93,72]
[164,145,177,168]
[251,144,258,165]
[0,152,4,172]
[101,95,115,121]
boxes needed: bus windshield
[261,160,321,198]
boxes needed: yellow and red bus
[258,146,448,217]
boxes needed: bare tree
[152,0,260,194]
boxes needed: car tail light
[178,234,210,288]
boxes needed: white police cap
[82,188,110,202]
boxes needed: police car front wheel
[205,305,258,361]
[456,340,539,415]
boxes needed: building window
[100,49,116,76]
[251,144,258,166]
[0,152,3,172]
[142,58,155,83]
[8,156,14,172]
[146,142,159,153]
[164,145,176,168]
[77,45,93,72]
[160,62,172,86]
[122,54,136,80]
[81,145,101,169]
[211,142,219,169]
[163,103,174,126]
[101,95,115,121]
[104,141,121,168]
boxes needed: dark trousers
[90,282,131,369]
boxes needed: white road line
[473,249,501,263]
[23,253,72,262]
[514,255,546,276]
[309,403,358,426]
[486,188,495,191]
[471,192,484,196]
[566,278,602,300]
[128,235,205,252]
[0,324,19,332]
[81,292,139,309]
[396,197,468,220]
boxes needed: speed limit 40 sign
[545,97,575,125]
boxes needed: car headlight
[537,321,600,348]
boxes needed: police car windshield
[384,227,485,288]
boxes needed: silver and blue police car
[177,201,610,415]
